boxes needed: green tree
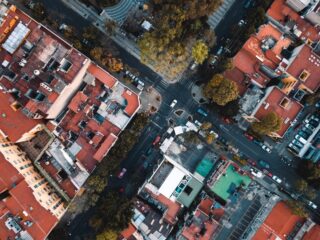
[285,200,308,218]
[96,229,118,240]
[295,179,308,193]
[305,188,317,200]
[203,74,239,106]
[192,40,209,64]
[251,112,282,136]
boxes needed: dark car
[258,160,270,169]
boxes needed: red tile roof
[267,0,320,42]
[0,92,41,142]
[68,91,88,113]
[87,63,117,89]
[93,133,118,162]
[253,202,304,240]
[224,67,248,96]
[155,194,181,225]
[181,209,219,240]
[122,89,140,116]
[254,87,303,137]
[120,223,137,239]
[0,154,58,240]
[286,45,320,92]
[303,224,320,240]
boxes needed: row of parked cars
[288,113,319,154]
[124,70,145,91]
[248,160,282,184]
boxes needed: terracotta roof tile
[254,87,303,137]
[286,45,320,92]
[87,63,117,89]
[122,89,140,116]
[253,202,304,240]
[0,92,41,142]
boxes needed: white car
[272,175,282,184]
[250,168,263,178]
[262,145,271,153]
[209,130,219,139]
[170,99,177,108]
[307,201,317,209]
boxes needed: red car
[244,132,254,141]
[152,136,161,146]
[262,169,273,177]
[247,159,256,166]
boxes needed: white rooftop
[2,22,30,54]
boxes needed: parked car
[272,175,282,184]
[209,55,219,68]
[197,108,208,117]
[291,139,304,148]
[307,201,317,209]
[152,135,161,146]
[238,19,246,26]
[261,144,271,153]
[170,99,177,108]
[117,168,127,179]
[263,169,273,177]
[209,130,219,139]
[247,159,256,166]
[250,168,263,178]
[258,160,270,169]
[297,131,310,139]
[244,132,254,141]
[305,123,315,131]
[309,119,319,128]
[301,126,313,135]
[288,143,301,153]
[295,135,307,144]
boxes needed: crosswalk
[207,0,236,29]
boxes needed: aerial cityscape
[0,0,319,239]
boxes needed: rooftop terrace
[208,162,251,202]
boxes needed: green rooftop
[209,165,251,201]
[195,157,214,178]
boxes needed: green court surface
[210,165,251,201]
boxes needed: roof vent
[34,69,40,76]
[264,103,270,109]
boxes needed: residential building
[252,201,305,240]
[242,86,303,138]
[0,149,59,240]
[267,0,320,43]
[286,0,320,27]
[0,1,140,238]
[178,197,220,240]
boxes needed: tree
[90,47,103,61]
[31,2,46,21]
[203,74,239,106]
[102,55,123,72]
[220,99,240,117]
[305,188,317,200]
[251,112,282,136]
[105,19,117,35]
[295,179,308,193]
[192,40,209,64]
[206,133,216,144]
[285,200,308,218]
[200,122,212,131]
[82,26,99,41]
[96,229,118,240]
[221,57,233,70]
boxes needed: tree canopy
[192,40,209,64]
[285,200,308,218]
[203,74,239,106]
[251,112,282,135]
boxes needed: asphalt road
[10,0,319,238]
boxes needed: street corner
[139,86,162,114]
[191,83,208,104]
